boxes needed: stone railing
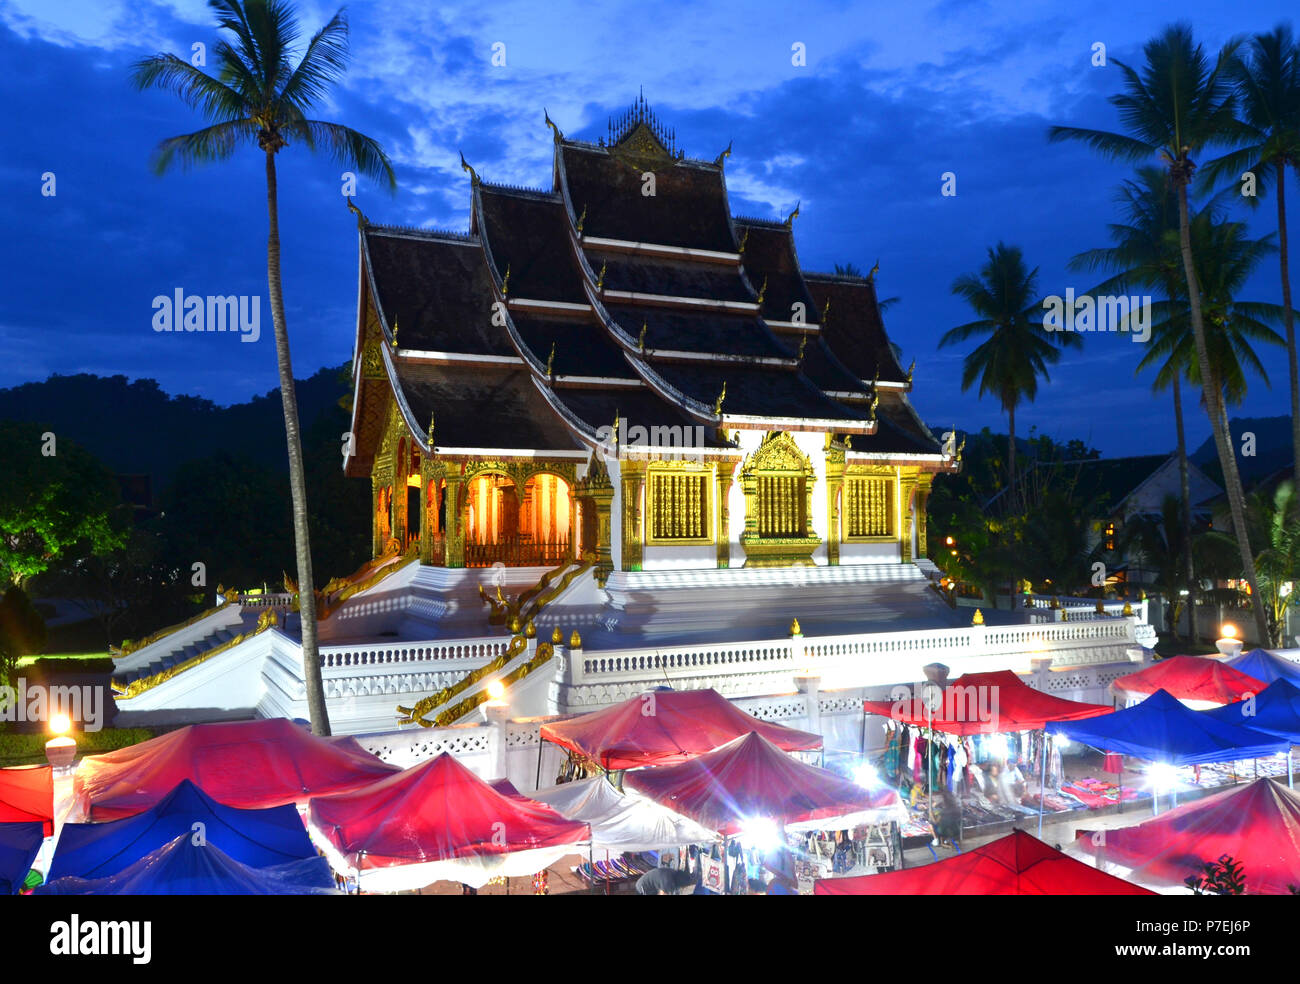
[319,636,510,669]
[236,592,295,609]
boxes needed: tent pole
[1289,748,1294,790]
[535,735,545,789]
[722,836,729,896]
[1037,730,1047,840]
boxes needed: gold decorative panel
[646,469,712,544]
[845,477,893,539]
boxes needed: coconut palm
[132,0,396,735]
[940,242,1082,505]
[1251,481,1300,647]
[1068,166,1201,640]
[1203,26,1300,490]
[1048,23,1271,644]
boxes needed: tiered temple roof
[345,98,944,474]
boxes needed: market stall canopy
[1201,679,1300,744]
[308,752,590,892]
[1113,655,1263,705]
[1047,689,1289,766]
[814,830,1153,895]
[624,731,900,836]
[528,776,717,853]
[34,833,337,895]
[0,822,44,895]
[49,779,319,882]
[540,689,822,771]
[74,719,399,821]
[0,766,54,835]
[1224,649,1300,688]
[1073,778,1300,895]
[861,670,1113,735]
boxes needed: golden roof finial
[426,412,435,446]
[543,108,563,143]
[756,276,768,306]
[345,196,365,231]
[713,381,727,417]
[797,335,807,361]
[501,263,510,297]
[738,228,749,255]
[546,341,556,377]
[638,321,647,352]
[906,359,915,385]
[390,318,399,349]
[713,139,732,168]
[869,392,879,420]
[577,204,587,235]
[459,150,480,186]
[785,201,800,227]
[869,258,880,282]
[596,261,606,291]
[612,410,620,446]
[820,297,830,324]
[844,434,853,450]
[972,609,984,625]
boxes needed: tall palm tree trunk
[1171,375,1198,643]
[1278,162,1300,491]
[1175,181,1272,645]
[1007,401,1017,611]
[265,152,330,736]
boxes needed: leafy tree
[1185,855,1247,895]
[0,588,47,690]
[132,0,396,735]
[0,422,128,589]
[1049,22,1272,644]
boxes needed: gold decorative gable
[742,431,814,477]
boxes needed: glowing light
[1220,623,1238,640]
[1054,736,1071,751]
[1148,763,1178,791]
[986,734,1009,759]
[49,714,71,736]
[853,763,879,789]
[739,817,781,852]
[945,536,955,547]
[486,680,505,701]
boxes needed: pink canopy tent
[1074,778,1300,894]
[1113,655,1263,706]
[815,830,1153,895]
[75,719,399,820]
[540,689,822,771]
[862,670,1113,735]
[0,766,54,836]
[308,753,589,891]
[624,731,899,836]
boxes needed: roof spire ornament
[906,359,915,385]
[638,321,647,352]
[543,108,563,143]
[797,335,807,361]
[756,276,768,306]
[345,196,365,231]
[576,204,587,235]
[459,151,480,186]
[869,258,880,283]
[785,201,800,227]
[713,139,732,168]
[738,228,749,255]
[501,263,510,297]
[426,413,436,447]
[612,410,620,447]
[390,319,399,349]
[820,297,831,324]
[546,341,556,377]
[713,381,727,417]
[596,261,606,291]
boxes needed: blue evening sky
[0,0,1294,457]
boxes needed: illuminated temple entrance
[464,472,572,567]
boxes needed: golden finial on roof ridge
[426,412,435,446]
[596,261,606,291]
[785,201,800,226]
[501,263,510,297]
[390,319,399,349]
[546,342,556,377]
[797,335,807,361]
[869,258,879,282]
[544,108,563,143]
[459,150,480,186]
[820,297,830,324]
[577,204,587,235]
[638,321,647,352]
[714,139,732,168]
[345,196,365,231]
[756,276,767,306]
[906,360,915,385]
[713,381,727,417]
[738,228,749,255]
[612,410,620,446]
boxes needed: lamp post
[1215,623,1242,659]
[921,663,949,835]
[44,714,76,771]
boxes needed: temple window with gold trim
[646,468,712,544]
[756,473,806,538]
[844,476,893,539]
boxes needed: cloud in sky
[0,0,1294,457]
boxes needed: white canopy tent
[528,777,717,853]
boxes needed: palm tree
[1128,495,1193,635]
[1203,26,1300,490]
[940,242,1082,505]
[132,0,396,735]
[1250,480,1300,647]
[1068,166,1201,640]
[1048,23,1272,644]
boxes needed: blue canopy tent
[1047,690,1290,814]
[0,822,44,894]
[1224,649,1300,688]
[1203,679,1300,789]
[49,779,318,881]
[35,834,337,895]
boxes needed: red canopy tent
[862,670,1113,735]
[308,752,589,891]
[815,830,1153,895]
[1113,655,1263,705]
[540,688,822,771]
[1074,778,1300,895]
[75,719,399,820]
[0,766,54,836]
[624,731,899,836]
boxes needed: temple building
[344,95,956,587]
